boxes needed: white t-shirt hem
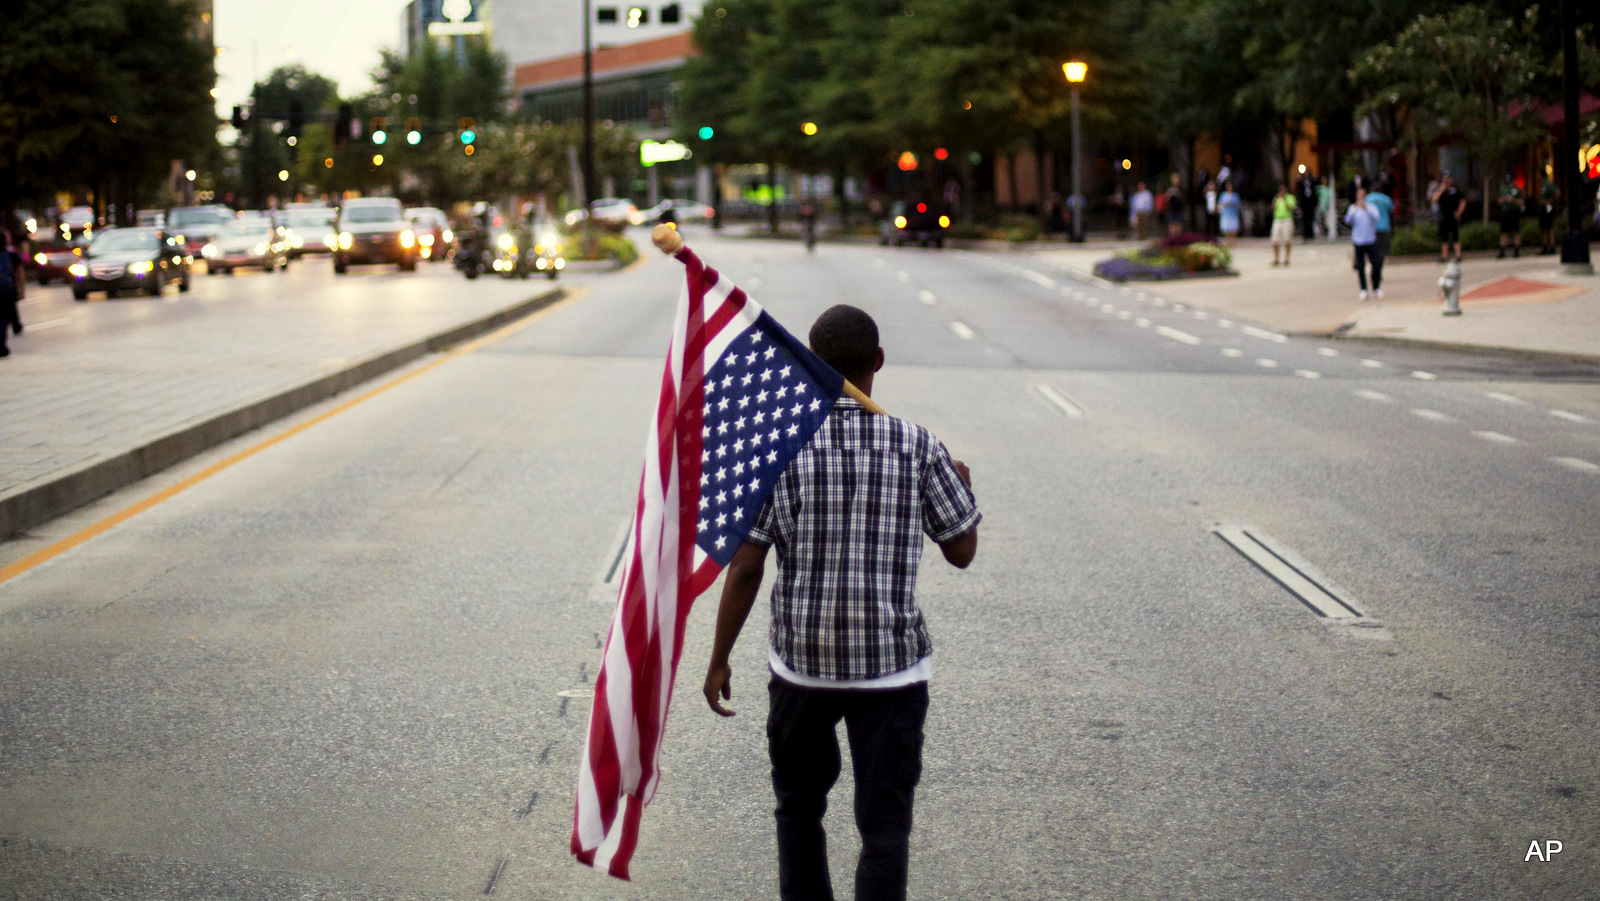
[769,647,930,690]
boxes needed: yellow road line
[0,288,586,587]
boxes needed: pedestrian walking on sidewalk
[1367,178,1395,268]
[1497,175,1525,258]
[0,231,24,358]
[703,304,981,901]
[1130,182,1154,239]
[1218,181,1241,247]
[1430,173,1466,261]
[1163,174,1187,236]
[1345,188,1383,300]
[1537,180,1559,255]
[1203,179,1219,237]
[1270,183,1297,266]
[1298,173,1317,241]
[1316,175,1335,241]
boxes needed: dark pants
[0,291,15,353]
[1354,243,1383,292]
[768,676,928,901]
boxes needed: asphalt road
[1,227,1597,899]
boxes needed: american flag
[572,245,845,879]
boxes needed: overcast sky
[213,0,411,116]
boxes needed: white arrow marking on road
[1354,389,1396,403]
[949,321,976,340]
[1473,430,1518,444]
[1411,408,1454,422]
[1221,348,1244,357]
[918,289,937,305]
[1411,370,1437,380]
[1550,457,1600,473]
[1485,391,1524,404]
[1156,325,1203,345]
[1017,269,1057,289]
[1360,359,1384,368]
[1294,369,1322,379]
[1256,358,1279,368]
[1241,325,1288,343]
[1033,384,1087,419]
[1317,347,1340,357]
[1550,409,1594,424]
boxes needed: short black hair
[809,304,879,377]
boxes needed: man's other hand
[704,660,735,716]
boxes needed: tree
[1351,5,1549,223]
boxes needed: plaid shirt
[748,397,981,680]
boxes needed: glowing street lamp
[801,121,818,136]
[1063,61,1088,242]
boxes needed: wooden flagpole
[650,224,886,415]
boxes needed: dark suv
[333,198,417,274]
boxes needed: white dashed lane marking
[949,321,976,340]
[1411,371,1438,381]
[1294,370,1321,379]
[1411,408,1455,423]
[1551,457,1600,473]
[1156,325,1203,346]
[1101,304,1117,314]
[1550,409,1594,424]
[1135,318,1151,328]
[895,270,912,283]
[1017,269,1057,289]
[1256,358,1280,369]
[1473,430,1518,445]
[1033,384,1088,419]
[1240,325,1288,343]
[1218,319,1234,328]
[1220,348,1244,358]
[918,289,937,305]
[1360,359,1384,368]
[1317,347,1339,357]
[1117,310,1133,320]
[1485,391,1524,404]
[1355,389,1396,403]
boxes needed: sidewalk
[0,267,566,538]
[1030,237,1600,361]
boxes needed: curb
[0,286,567,541]
[1319,332,1600,367]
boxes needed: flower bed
[1093,233,1235,282]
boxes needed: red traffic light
[934,147,949,161]
[916,203,927,213]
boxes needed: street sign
[640,140,692,167]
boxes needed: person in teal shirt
[1366,179,1395,262]
[1316,177,1335,241]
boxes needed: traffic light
[698,126,714,140]
[231,105,245,129]
[287,99,304,138]
[405,117,422,145]
[458,117,476,145]
[334,103,353,147]
[371,117,387,145]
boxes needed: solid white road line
[1473,430,1518,444]
[1033,384,1088,419]
[1485,391,1524,404]
[1135,318,1151,328]
[1411,370,1438,380]
[1213,524,1364,618]
[1221,348,1244,357]
[1241,325,1288,343]
[1293,369,1322,379]
[1156,325,1203,345]
[1411,408,1454,422]
[949,321,976,340]
[1360,359,1384,368]
[1256,358,1280,368]
[1018,269,1057,289]
[1355,389,1395,403]
[1550,457,1600,473]
[918,289,937,305]
[1317,347,1340,357]
[1550,409,1595,424]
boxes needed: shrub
[1459,222,1501,251]
[1003,222,1041,243]
[1390,224,1440,256]
[1170,241,1231,271]
[566,228,638,265]
[946,222,986,240]
[1093,255,1183,281]
[1160,232,1210,249]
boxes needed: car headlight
[33,252,46,266]
[540,232,558,246]
[554,257,565,270]
[535,258,547,269]
[400,229,415,249]
[442,228,453,243]
[497,233,513,250]
[68,262,88,277]
[324,234,338,250]
[253,243,268,255]
[129,260,154,274]
[894,215,908,228]
[418,233,434,247]
[338,232,353,250]
[25,218,37,233]
[202,243,218,258]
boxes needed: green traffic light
[460,129,476,145]
[373,129,387,145]
[698,126,714,140]
[406,130,421,145]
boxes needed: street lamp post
[1063,61,1087,243]
[1559,0,1592,275]
[582,0,595,214]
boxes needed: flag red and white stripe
[571,246,762,879]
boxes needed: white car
[630,199,714,225]
[565,198,637,226]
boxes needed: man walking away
[1498,175,1524,258]
[1345,188,1382,300]
[1430,174,1466,262]
[1366,178,1395,286]
[0,231,24,358]
[1270,184,1297,266]
[704,304,980,901]
[1130,182,1153,240]
[1537,180,1559,255]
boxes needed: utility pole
[582,0,594,213]
[1559,0,1592,274]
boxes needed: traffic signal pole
[582,0,595,213]
[1559,0,1592,274]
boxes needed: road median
[0,286,567,541]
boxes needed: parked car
[68,227,192,299]
[879,199,950,248]
[406,206,454,261]
[203,219,289,275]
[280,207,337,257]
[167,204,235,261]
[136,209,166,229]
[333,198,417,273]
[630,199,714,226]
